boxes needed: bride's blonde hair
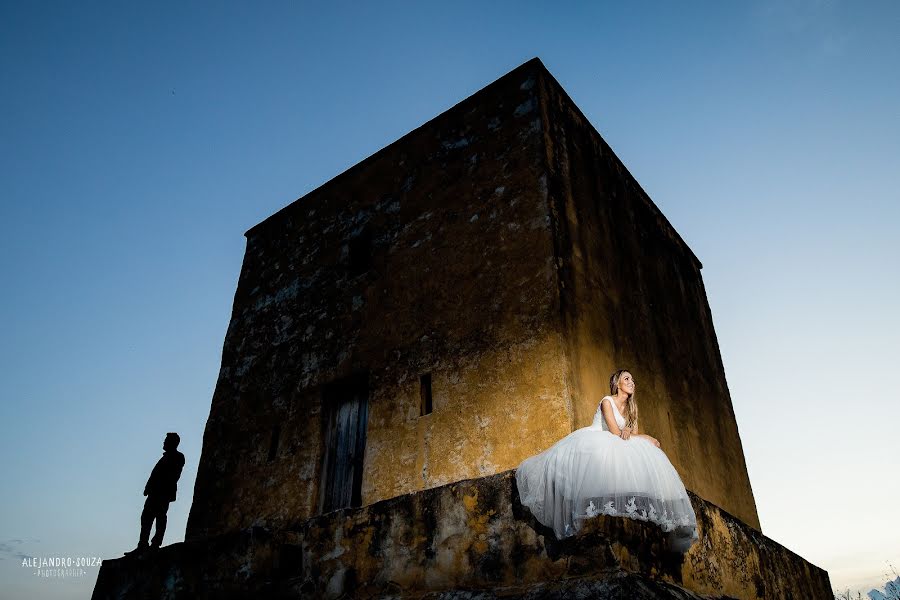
[609,369,639,429]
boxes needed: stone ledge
[414,572,726,599]
[92,470,830,599]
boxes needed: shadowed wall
[536,68,760,529]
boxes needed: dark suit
[140,449,185,547]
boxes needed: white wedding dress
[515,397,698,551]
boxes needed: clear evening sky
[1,2,897,598]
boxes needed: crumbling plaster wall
[187,62,574,541]
[535,69,760,530]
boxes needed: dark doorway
[319,373,369,513]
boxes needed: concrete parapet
[93,471,830,599]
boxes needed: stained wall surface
[536,68,760,529]
[186,62,574,541]
[186,58,760,541]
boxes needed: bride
[515,369,698,551]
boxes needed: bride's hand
[633,433,660,448]
[620,427,632,440]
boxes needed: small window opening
[420,373,433,416]
[348,229,373,276]
[267,424,281,463]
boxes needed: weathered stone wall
[186,58,760,542]
[535,67,761,530]
[289,471,817,598]
[94,471,831,599]
[186,61,574,541]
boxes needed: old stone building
[93,59,831,599]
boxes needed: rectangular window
[267,425,281,463]
[348,228,373,276]
[420,373,433,416]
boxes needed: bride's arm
[632,422,661,448]
[600,397,632,439]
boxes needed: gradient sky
[1,1,898,598]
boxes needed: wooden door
[319,375,368,513]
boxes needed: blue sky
[1,1,898,597]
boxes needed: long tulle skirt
[515,426,698,551]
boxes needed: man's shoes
[123,543,149,557]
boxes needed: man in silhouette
[125,432,185,556]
